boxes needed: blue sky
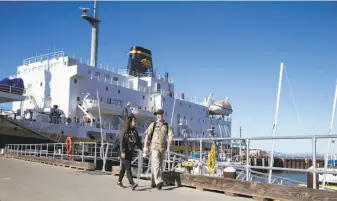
[0,2,337,154]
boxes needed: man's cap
[154,109,164,115]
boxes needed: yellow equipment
[207,144,216,174]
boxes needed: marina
[1,1,337,201]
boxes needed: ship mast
[80,0,101,68]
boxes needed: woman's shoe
[116,182,125,188]
[131,183,138,190]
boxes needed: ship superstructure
[10,47,232,143]
[0,1,233,152]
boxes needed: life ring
[65,137,72,160]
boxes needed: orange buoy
[65,136,72,160]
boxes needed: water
[273,172,307,183]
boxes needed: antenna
[80,0,100,68]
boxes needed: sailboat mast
[268,62,284,184]
[322,80,337,189]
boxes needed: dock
[0,156,249,201]
[3,138,337,201]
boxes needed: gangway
[78,93,96,124]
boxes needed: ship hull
[0,133,52,149]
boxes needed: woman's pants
[118,153,135,185]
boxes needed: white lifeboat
[130,107,156,121]
[209,98,233,116]
[84,99,124,115]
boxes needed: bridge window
[118,90,121,94]
[40,82,43,86]
[106,86,108,91]
[74,79,77,84]
[77,97,80,101]
[143,96,145,99]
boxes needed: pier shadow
[75,170,111,176]
[134,185,180,192]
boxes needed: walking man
[143,109,174,190]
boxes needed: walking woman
[112,115,142,190]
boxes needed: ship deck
[0,156,250,201]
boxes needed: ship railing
[23,51,65,65]
[81,121,123,131]
[0,108,16,116]
[0,84,26,96]
[117,69,152,78]
[117,69,172,83]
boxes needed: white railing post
[199,139,203,175]
[312,136,317,189]
[46,144,48,157]
[94,142,97,167]
[137,150,143,180]
[246,139,250,181]
[61,144,63,160]
[53,144,56,159]
[82,142,84,162]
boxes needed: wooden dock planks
[174,173,337,201]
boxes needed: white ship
[0,1,233,152]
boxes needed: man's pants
[151,148,165,186]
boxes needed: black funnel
[127,46,153,77]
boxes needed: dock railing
[5,134,337,190]
[171,134,337,190]
[4,142,144,172]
